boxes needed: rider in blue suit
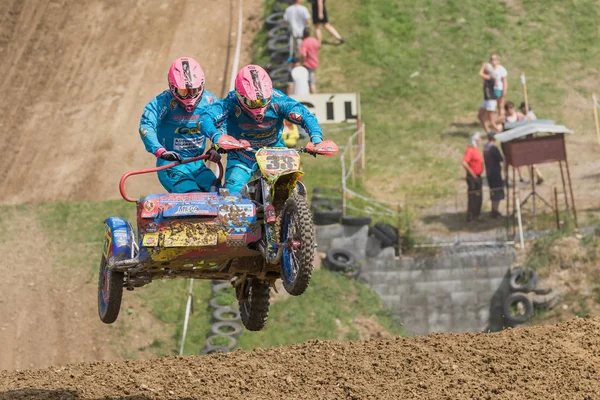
[198,65,323,192]
[139,57,221,193]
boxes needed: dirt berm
[1,317,599,399]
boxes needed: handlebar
[119,155,224,203]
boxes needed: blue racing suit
[139,90,219,193]
[198,89,323,192]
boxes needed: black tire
[265,12,285,28]
[210,321,243,337]
[205,335,237,350]
[280,194,316,295]
[267,35,290,52]
[213,307,241,322]
[270,66,290,84]
[212,282,231,294]
[533,293,560,310]
[237,278,270,331]
[313,210,342,226]
[341,216,372,227]
[268,24,290,39]
[98,255,124,324]
[369,226,395,248]
[503,293,534,325]
[269,49,289,63]
[374,222,399,244]
[200,345,230,355]
[509,268,539,293]
[324,248,358,272]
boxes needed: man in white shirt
[490,54,508,118]
[284,0,311,57]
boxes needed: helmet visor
[237,92,271,109]
[175,86,202,99]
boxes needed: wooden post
[349,138,356,186]
[356,92,362,175]
[505,162,510,236]
[565,160,578,228]
[559,161,570,213]
[593,95,600,145]
[342,185,347,217]
[521,72,530,123]
[361,123,366,171]
[512,166,516,238]
[554,187,560,230]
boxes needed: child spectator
[518,102,537,121]
[287,57,310,96]
[477,62,498,134]
[310,0,344,44]
[299,27,320,93]
[284,0,311,57]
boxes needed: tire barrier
[200,280,243,356]
[265,12,285,28]
[503,292,534,325]
[323,248,361,279]
[509,268,539,293]
[272,0,294,12]
[268,24,290,39]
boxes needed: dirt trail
[0,317,598,399]
[0,0,261,370]
[0,0,261,205]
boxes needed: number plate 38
[256,148,301,177]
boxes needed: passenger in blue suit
[139,57,221,193]
[198,65,323,192]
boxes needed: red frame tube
[119,155,224,202]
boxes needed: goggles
[237,92,271,109]
[172,83,204,99]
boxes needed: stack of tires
[200,281,243,355]
[264,1,295,91]
[502,267,540,327]
[311,187,343,226]
[368,222,399,250]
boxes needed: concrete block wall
[360,248,513,336]
[315,223,514,336]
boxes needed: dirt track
[0,0,260,205]
[0,0,260,370]
[0,317,598,399]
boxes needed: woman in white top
[490,54,508,118]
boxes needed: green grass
[237,269,405,350]
[255,0,600,201]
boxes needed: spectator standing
[299,27,320,93]
[483,133,505,218]
[462,132,484,223]
[286,57,310,96]
[477,62,498,134]
[284,0,311,57]
[310,0,344,44]
[490,54,508,118]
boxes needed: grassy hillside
[256,0,600,201]
[1,200,402,357]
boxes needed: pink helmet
[168,57,205,112]
[235,65,273,122]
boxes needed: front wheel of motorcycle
[279,194,315,296]
[97,255,124,324]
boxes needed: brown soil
[0,0,261,205]
[1,317,600,399]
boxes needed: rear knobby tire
[280,194,315,295]
[97,255,124,324]
[237,278,270,331]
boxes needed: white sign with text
[291,93,359,124]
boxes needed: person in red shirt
[300,27,320,93]
[462,132,484,222]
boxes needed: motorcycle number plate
[256,148,301,176]
[162,223,219,248]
